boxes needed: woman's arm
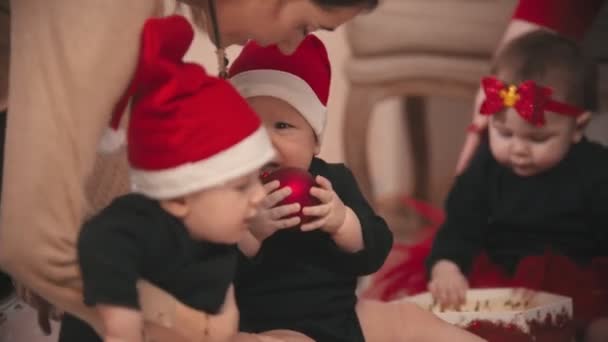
[0,0,161,330]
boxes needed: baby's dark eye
[275,122,292,129]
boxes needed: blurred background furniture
[343,0,517,205]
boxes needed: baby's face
[488,109,583,177]
[163,171,265,243]
[246,96,319,174]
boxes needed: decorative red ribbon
[479,76,584,126]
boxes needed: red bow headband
[479,76,584,126]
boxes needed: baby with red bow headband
[426,31,608,341]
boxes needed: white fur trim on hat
[129,127,275,199]
[98,128,126,153]
[230,70,326,138]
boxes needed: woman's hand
[14,282,63,335]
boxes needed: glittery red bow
[479,76,584,126]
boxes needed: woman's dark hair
[313,0,378,10]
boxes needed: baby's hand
[428,260,469,310]
[301,176,346,235]
[249,180,301,242]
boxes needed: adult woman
[0,0,375,339]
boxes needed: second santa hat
[228,35,331,139]
[106,15,274,200]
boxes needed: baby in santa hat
[229,35,483,342]
[69,16,275,342]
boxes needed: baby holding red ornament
[229,35,392,342]
[229,35,485,342]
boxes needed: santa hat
[228,35,331,139]
[100,15,274,200]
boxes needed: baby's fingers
[300,216,328,231]
[272,216,301,230]
[263,186,292,208]
[269,203,300,220]
[428,281,441,307]
[310,186,333,204]
[263,180,280,193]
[429,281,450,310]
[301,203,331,218]
[315,175,333,191]
[452,285,467,309]
[430,281,464,311]
[438,287,454,310]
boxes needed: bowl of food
[405,288,574,342]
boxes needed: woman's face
[218,0,366,54]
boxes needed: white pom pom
[98,128,126,153]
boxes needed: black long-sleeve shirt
[236,158,393,342]
[427,139,608,276]
[78,194,237,314]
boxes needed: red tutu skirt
[469,252,608,329]
[363,198,608,329]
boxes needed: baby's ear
[314,141,321,155]
[313,130,322,155]
[573,111,592,143]
[160,197,190,218]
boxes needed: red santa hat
[228,35,331,139]
[100,15,274,200]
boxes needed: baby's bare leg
[586,317,608,342]
[356,299,486,342]
[232,330,315,342]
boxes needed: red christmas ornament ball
[261,167,320,225]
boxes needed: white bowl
[405,288,573,339]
